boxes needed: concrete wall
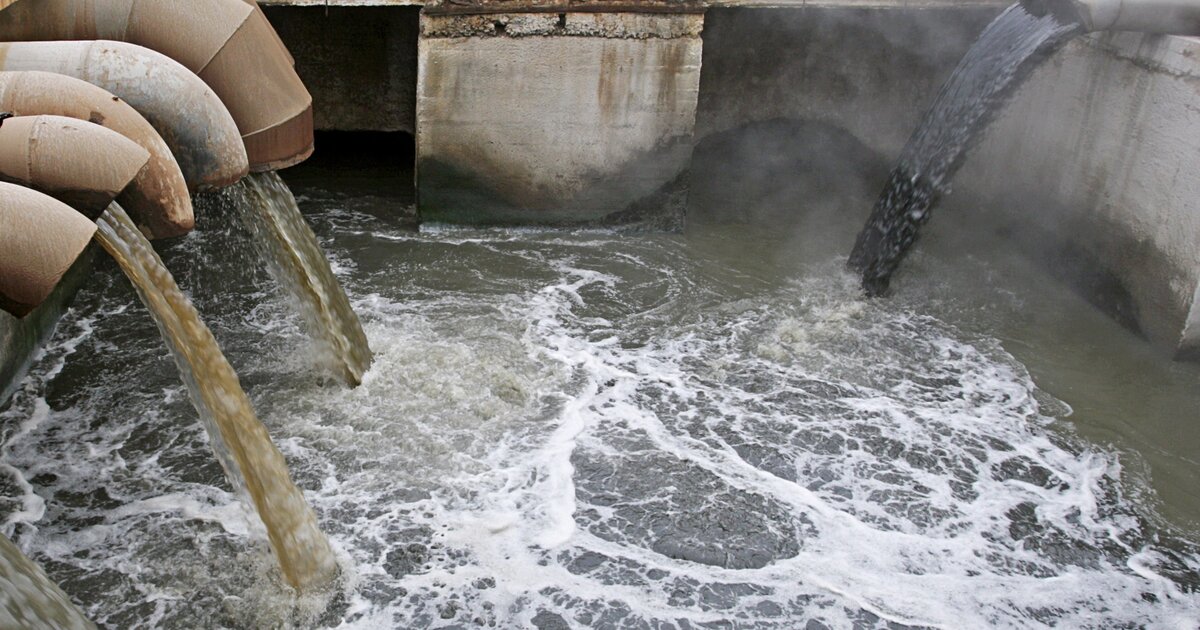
[695,6,1001,159]
[262,6,421,134]
[416,12,703,223]
[955,33,1200,357]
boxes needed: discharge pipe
[0,0,314,171]
[0,182,96,318]
[0,42,248,191]
[1023,0,1200,33]
[0,71,196,238]
[0,114,149,215]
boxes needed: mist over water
[851,3,1084,293]
[0,163,1195,627]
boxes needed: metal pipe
[1026,0,1200,34]
[0,71,197,238]
[0,114,148,215]
[0,182,96,318]
[0,0,314,171]
[0,42,249,191]
[242,0,295,67]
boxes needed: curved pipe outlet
[0,41,248,190]
[0,182,96,318]
[0,114,148,215]
[1027,0,1200,33]
[0,0,314,171]
[0,71,196,238]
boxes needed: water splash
[5,196,1197,626]
[239,172,372,385]
[850,3,1084,293]
[94,203,336,591]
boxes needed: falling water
[0,533,93,629]
[93,203,337,591]
[849,2,1084,294]
[239,172,372,385]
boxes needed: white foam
[1,216,1196,628]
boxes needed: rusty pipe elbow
[0,41,249,191]
[0,0,314,171]
[0,182,97,318]
[0,71,196,238]
[0,114,149,215]
[197,2,312,170]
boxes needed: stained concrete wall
[955,33,1200,357]
[416,12,704,223]
[262,6,421,134]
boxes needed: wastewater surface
[1,152,1199,627]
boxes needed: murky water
[93,203,335,592]
[851,3,1083,292]
[0,163,1197,627]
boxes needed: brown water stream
[94,203,336,592]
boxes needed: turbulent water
[850,3,1084,293]
[0,180,1195,627]
[92,204,336,592]
[238,172,372,385]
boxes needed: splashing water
[0,533,93,629]
[850,3,1084,293]
[6,185,1193,627]
[239,172,372,385]
[93,203,336,591]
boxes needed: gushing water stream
[239,172,372,385]
[850,3,1084,292]
[93,203,336,592]
[0,532,93,629]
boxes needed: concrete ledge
[421,11,705,37]
[259,0,1010,7]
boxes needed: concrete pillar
[415,10,704,223]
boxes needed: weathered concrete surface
[416,12,703,223]
[955,33,1200,358]
[262,6,420,133]
[695,6,1001,159]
